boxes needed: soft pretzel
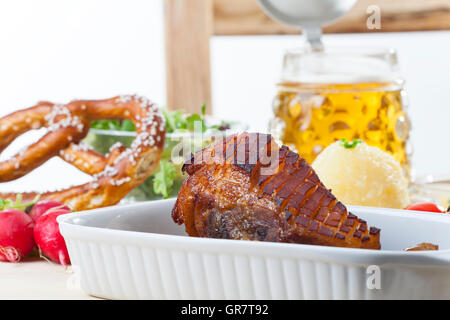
[0,95,165,211]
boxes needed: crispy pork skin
[172,133,381,249]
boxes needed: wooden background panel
[165,0,213,113]
[213,0,450,35]
[165,0,450,114]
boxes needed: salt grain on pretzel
[0,95,165,211]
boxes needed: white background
[0,0,449,193]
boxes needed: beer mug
[270,47,411,177]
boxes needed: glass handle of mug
[303,27,324,52]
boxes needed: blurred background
[0,0,449,193]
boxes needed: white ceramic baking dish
[58,199,450,300]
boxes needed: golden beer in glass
[270,47,411,176]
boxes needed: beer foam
[282,53,400,84]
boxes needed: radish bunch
[0,196,72,265]
[34,206,71,266]
[0,209,35,262]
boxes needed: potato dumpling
[312,140,409,209]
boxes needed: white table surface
[0,260,97,300]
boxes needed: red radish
[29,200,70,221]
[34,208,71,266]
[0,209,35,262]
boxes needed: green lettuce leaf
[152,160,176,199]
